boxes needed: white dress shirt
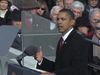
[62,28,74,41]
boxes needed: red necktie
[59,37,64,48]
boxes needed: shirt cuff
[37,58,43,65]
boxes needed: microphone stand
[16,59,23,67]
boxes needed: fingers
[35,50,43,62]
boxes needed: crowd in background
[0,0,100,75]
[0,0,100,37]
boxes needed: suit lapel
[63,30,76,47]
[56,30,76,55]
[56,30,77,66]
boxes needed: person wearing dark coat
[34,9,91,75]
[0,0,12,25]
[11,10,22,50]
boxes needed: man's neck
[62,28,74,41]
[62,27,73,36]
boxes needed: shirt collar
[62,28,74,41]
[0,9,8,18]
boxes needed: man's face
[95,22,100,39]
[64,0,74,8]
[0,0,8,10]
[56,0,64,8]
[72,8,82,19]
[88,0,98,7]
[57,12,75,33]
[90,12,100,28]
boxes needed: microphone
[16,45,39,67]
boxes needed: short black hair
[11,10,21,21]
[59,8,75,19]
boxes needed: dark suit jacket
[36,58,54,72]
[12,32,22,50]
[37,29,91,75]
[0,10,12,25]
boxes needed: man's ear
[71,19,75,27]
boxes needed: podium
[7,64,40,75]
[22,11,61,61]
[0,25,19,75]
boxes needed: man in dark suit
[35,9,90,75]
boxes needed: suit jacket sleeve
[36,57,55,72]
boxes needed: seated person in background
[92,20,100,64]
[55,0,64,8]
[89,8,100,39]
[49,5,62,31]
[85,0,100,14]
[88,8,100,75]
[37,0,50,19]
[11,9,22,50]
[70,1,91,38]
[50,5,62,23]
[34,9,90,75]
[0,0,12,25]
[63,0,74,9]
[70,1,84,19]
[91,19,100,75]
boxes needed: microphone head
[16,45,38,67]
[24,45,39,56]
